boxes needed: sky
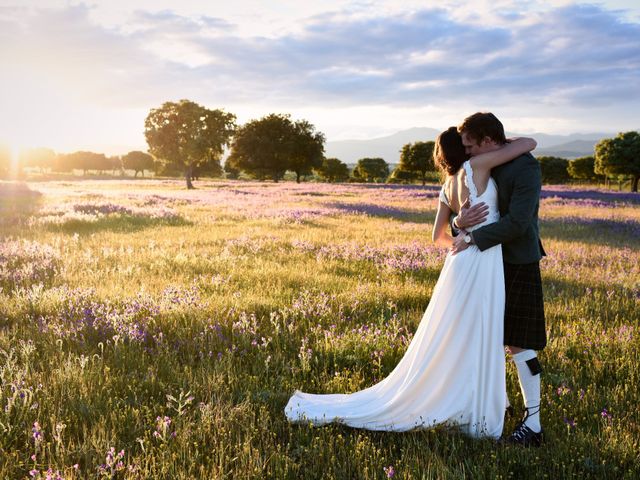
[1,0,639,155]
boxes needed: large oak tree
[144,100,236,189]
[228,114,324,182]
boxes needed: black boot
[504,406,544,447]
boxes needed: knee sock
[512,349,541,432]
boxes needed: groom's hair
[458,112,507,145]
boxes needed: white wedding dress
[285,161,506,438]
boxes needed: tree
[122,151,155,177]
[388,167,419,184]
[19,147,56,173]
[567,156,603,181]
[287,120,325,183]
[229,113,325,182]
[223,157,241,179]
[60,151,110,175]
[398,141,435,185]
[144,99,236,189]
[192,161,223,180]
[52,153,74,172]
[154,161,182,177]
[595,131,640,192]
[538,156,570,184]
[108,156,123,176]
[314,157,350,182]
[352,157,389,183]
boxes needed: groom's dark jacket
[472,152,546,264]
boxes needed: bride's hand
[450,232,471,255]
[454,199,488,229]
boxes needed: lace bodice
[439,160,500,232]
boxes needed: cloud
[1,1,639,142]
[133,3,638,110]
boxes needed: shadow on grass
[541,187,640,204]
[324,201,431,222]
[350,183,440,193]
[540,217,640,247]
[44,214,192,235]
[0,182,44,226]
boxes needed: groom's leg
[507,346,542,433]
[503,262,546,444]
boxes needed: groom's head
[458,112,506,156]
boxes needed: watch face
[464,235,471,244]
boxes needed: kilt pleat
[503,262,547,350]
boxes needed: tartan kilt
[503,262,547,350]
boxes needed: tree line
[2,99,638,191]
[8,149,156,177]
[537,130,640,191]
[142,100,440,188]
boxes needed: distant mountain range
[325,127,619,165]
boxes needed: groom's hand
[454,199,489,229]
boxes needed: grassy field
[0,179,638,479]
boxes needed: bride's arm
[469,137,537,171]
[432,200,455,248]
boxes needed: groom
[451,112,547,446]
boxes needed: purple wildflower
[32,422,43,444]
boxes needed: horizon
[4,125,627,159]
[1,0,639,157]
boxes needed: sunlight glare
[10,143,26,178]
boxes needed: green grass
[0,179,638,479]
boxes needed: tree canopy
[567,156,602,181]
[388,167,419,184]
[595,131,640,192]
[352,157,389,183]
[192,161,224,180]
[56,151,110,175]
[538,156,570,184]
[314,157,350,183]
[228,113,325,182]
[287,120,325,182]
[144,99,236,189]
[223,157,241,179]
[398,141,435,185]
[122,151,155,177]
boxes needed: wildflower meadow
[0,179,638,479]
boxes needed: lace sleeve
[462,160,478,199]
[438,184,450,207]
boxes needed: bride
[284,128,537,439]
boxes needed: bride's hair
[434,127,468,175]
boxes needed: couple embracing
[285,112,547,446]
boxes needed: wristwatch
[463,234,472,244]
